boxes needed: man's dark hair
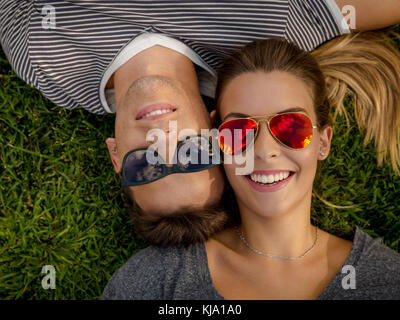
[123,179,240,247]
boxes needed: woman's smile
[245,170,296,192]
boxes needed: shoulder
[355,228,400,273]
[101,246,179,300]
[350,227,400,297]
[320,227,400,300]
[101,244,204,300]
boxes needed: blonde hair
[312,30,400,174]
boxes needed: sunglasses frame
[218,111,318,154]
[121,134,220,187]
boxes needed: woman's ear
[210,109,221,128]
[106,138,122,173]
[210,109,217,121]
[318,125,333,160]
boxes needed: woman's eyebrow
[282,107,309,115]
[222,107,309,121]
[222,112,248,121]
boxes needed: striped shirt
[0,0,348,115]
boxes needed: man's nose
[253,121,281,161]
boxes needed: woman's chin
[239,201,288,219]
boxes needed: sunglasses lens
[177,136,217,170]
[218,119,257,155]
[123,149,164,184]
[270,113,313,149]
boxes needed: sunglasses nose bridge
[253,119,282,154]
[256,118,274,140]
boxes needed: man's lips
[136,103,177,120]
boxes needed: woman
[206,36,400,299]
[101,33,400,300]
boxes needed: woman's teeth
[250,172,290,185]
[142,109,173,119]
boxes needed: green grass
[0,49,146,299]
[1,29,400,299]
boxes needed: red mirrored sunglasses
[218,112,318,155]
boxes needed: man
[104,44,228,246]
[1,0,399,246]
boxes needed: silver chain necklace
[235,226,319,261]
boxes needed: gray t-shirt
[101,227,400,300]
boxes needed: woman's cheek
[223,163,247,200]
[223,163,240,187]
